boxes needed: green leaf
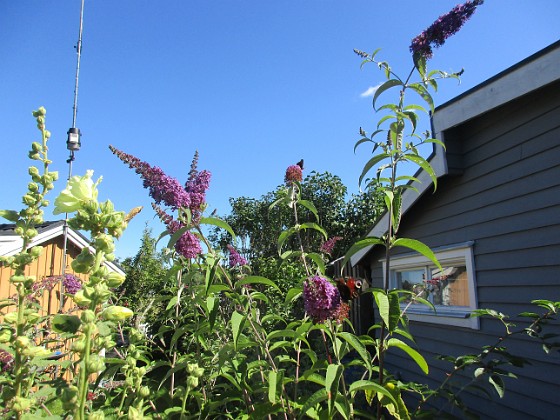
[387,291,401,332]
[489,374,505,398]
[268,370,280,404]
[337,332,371,372]
[207,295,218,330]
[359,153,390,187]
[52,314,81,334]
[340,237,385,271]
[277,226,297,255]
[326,364,343,413]
[167,225,189,249]
[408,83,434,112]
[231,311,246,351]
[301,388,328,418]
[373,290,390,328]
[404,153,438,190]
[392,238,441,270]
[300,222,328,240]
[298,199,319,222]
[386,338,429,374]
[199,216,236,240]
[0,210,19,223]
[373,79,404,110]
[348,380,397,405]
[237,276,280,292]
[307,252,326,275]
[285,287,302,304]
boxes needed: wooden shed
[0,220,124,315]
[351,41,560,418]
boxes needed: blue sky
[1,1,559,259]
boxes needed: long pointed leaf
[386,338,429,374]
[392,238,441,270]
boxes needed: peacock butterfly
[336,277,363,302]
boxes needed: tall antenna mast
[67,0,84,160]
[61,0,85,311]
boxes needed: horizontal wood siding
[0,236,89,314]
[364,80,560,417]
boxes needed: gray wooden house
[351,41,560,418]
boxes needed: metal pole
[61,0,85,312]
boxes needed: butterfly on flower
[336,277,363,302]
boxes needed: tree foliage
[210,171,383,261]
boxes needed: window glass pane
[427,265,469,306]
[395,269,426,302]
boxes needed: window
[381,242,479,329]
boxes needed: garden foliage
[1,1,560,419]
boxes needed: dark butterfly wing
[336,277,363,302]
[296,159,304,170]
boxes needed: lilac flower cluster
[110,146,191,211]
[32,276,59,293]
[153,204,202,259]
[303,276,342,323]
[227,244,248,268]
[111,146,212,260]
[185,152,211,221]
[410,0,483,60]
[320,236,343,255]
[63,274,82,295]
[284,165,303,185]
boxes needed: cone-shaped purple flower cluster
[320,236,343,255]
[227,244,248,268]
[303,276,342,323]
[111,146,211,259]
[410,0,483,60]
[109,146,191,211]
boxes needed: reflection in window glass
[394,265,469,307]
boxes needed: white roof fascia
[432,43,560,136]
[0,224,125,276]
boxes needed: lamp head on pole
[66,127,81,152]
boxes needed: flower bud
[3,312,17,324]
[15,336,30,349]
[139,386,150,398]
[106,272,126,288]
[81,310,96,324]
[72,338,86,353]
[0,329,12,343]
[102,306,133,322]
[29,246,43,258]
[22,194,36,205]
[87,355,105,373]
[89,412,105,420]
[73,290,92,306]
[186,376,199,390]
[12,397,32,412]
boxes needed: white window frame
[381,241,479,329]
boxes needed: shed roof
[0,220,124,275]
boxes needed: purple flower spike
[410,0,483,60]
[110,146,191,211]
[303,276,342,323]
[320,236,343,255]
[227,244,248,268]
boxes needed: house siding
[362,80,560,418]
[0,236,89,314]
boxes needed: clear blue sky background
[1,1,559,259]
